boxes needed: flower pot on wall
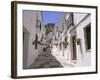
[77,38,80,45]
[63,42,68,48]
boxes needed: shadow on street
[29,47,63,69]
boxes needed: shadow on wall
[23,26,30,69]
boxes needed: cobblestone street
[29,48,63,69]
[29,47,75,69]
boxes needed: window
[39,22,41,30]
[66,13,74,29]
[84,24,91,50]
[36,20,41,30]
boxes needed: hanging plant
[63,42,68,48]
[77,38,80,45]
[32,34,38,49]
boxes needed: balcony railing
[66,13,74,29]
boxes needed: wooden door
[72,35,77,60]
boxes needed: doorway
[72,35,77,60]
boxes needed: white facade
[23,10,45,69]
[75,13,91,66]
[52,12,91,67]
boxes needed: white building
[23,10,45,69]
[52,12,91,67]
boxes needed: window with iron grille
[84,24,91,50]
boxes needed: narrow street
[29,48,63,69]
[23,11,92,69]
[29,47,75,69]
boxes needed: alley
[23,11,92,69]
[29,46,75,69]
[29,48,63,69]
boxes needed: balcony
[66,13,74,29]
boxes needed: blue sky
[42,11,63,25]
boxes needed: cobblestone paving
[29,48,63,69]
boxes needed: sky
[42,11,63,25]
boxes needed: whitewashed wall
[73,13,88,26]
[75,14,91,66]
[52,12,91,67]
[23,10,44,68]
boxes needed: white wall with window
[23,10,44,69]
[52,12,91,67]
[75,14,91,66]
